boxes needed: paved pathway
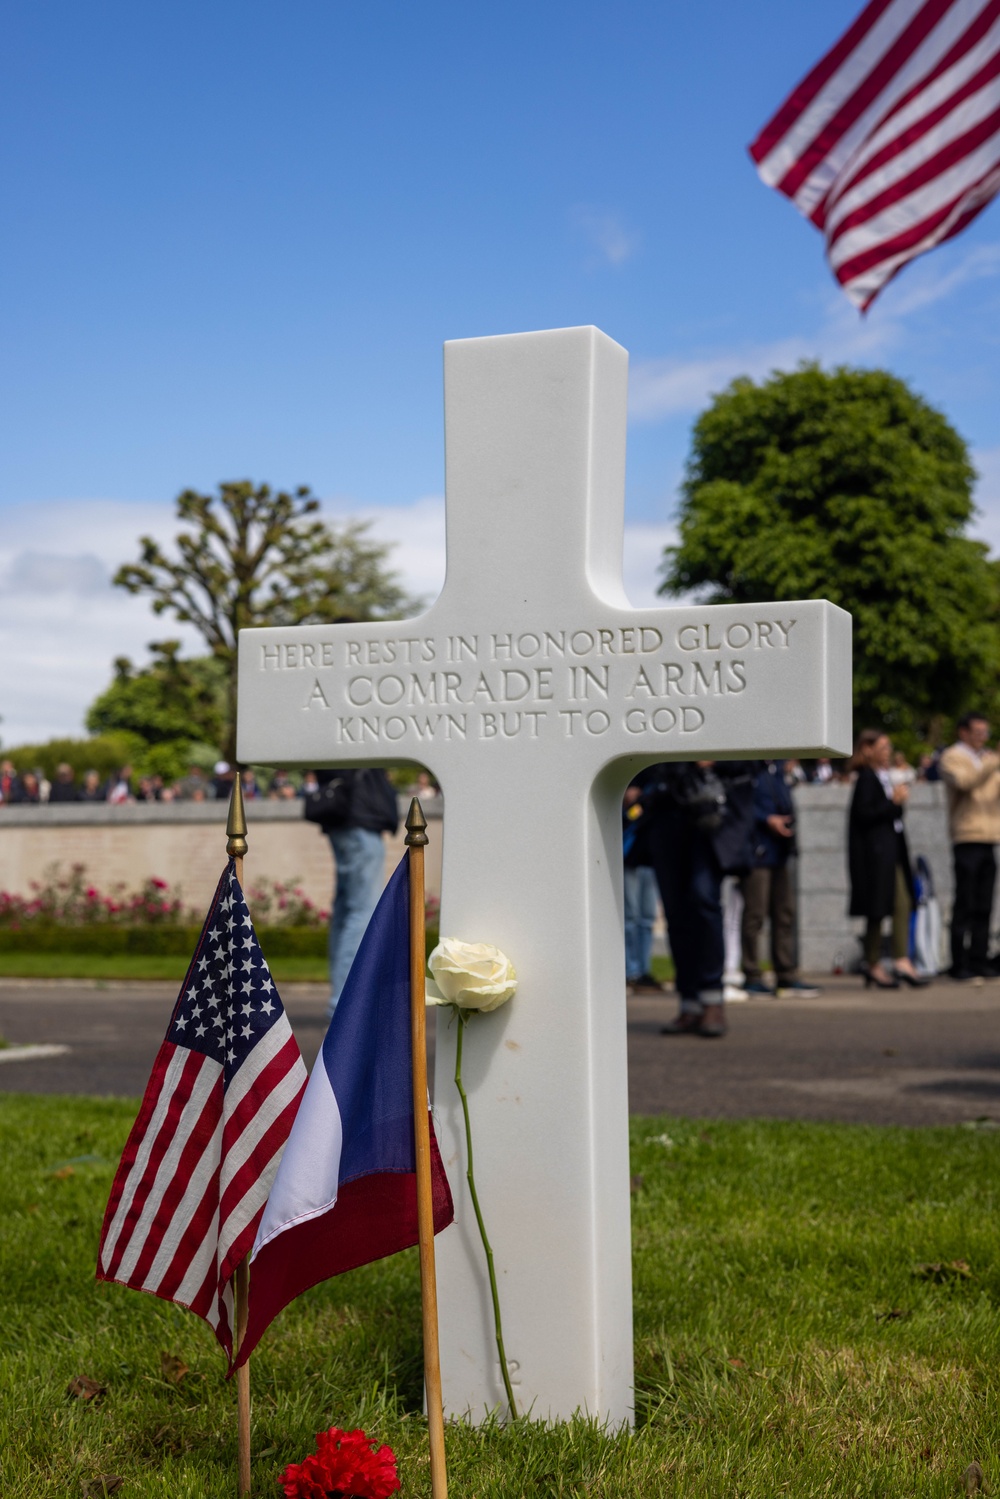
[0,975,998,1127]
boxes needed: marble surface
[236,325,853,1424]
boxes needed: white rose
[426,938,518,1013]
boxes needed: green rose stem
[453,1008,519,1419]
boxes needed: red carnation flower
[281,1427,400,1499]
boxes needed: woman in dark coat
[848,728,926,988]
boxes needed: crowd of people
[624,711,1000,1039]
[0,759,322,806]
[5,719,997,1037]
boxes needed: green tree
[85,641,227,749]
[661,365,1000,749]
[7,732,147,784]
[113,481,415,760]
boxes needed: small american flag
[97,861,307,1367]
[750,0,1000,310]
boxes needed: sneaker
[744,980,774,996]
[775,979,823,999]
[723,983,749,1002]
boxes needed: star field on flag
[97,860,307,1369]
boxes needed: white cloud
[622,522,676,608]
[629,301,898,422]
[4,551,110,595]
[881,240,1000,315]
[0,491,681,744]
[572,206,639,267]
[970,445,1000,554]
[325,493,447,607]
[0,501,205,746]
[629,240,1000,425]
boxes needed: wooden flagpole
[405,798,448,1499]
[226,774,252,1499]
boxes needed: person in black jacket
[848,729,927,989]
[48,763,82,803]
[645,760,755,1038]
[314,768,400,1017]
[740,761,821,999]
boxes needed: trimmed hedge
[0,925,328,957]
[0,924,439,959]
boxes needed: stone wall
[0,798,444,914]
[795,780,958,971]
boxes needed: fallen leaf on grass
[52,1166,75,1180]
[630,1175,644,1194]
[963,1459,984,1493]
[81,1477,123,1497]
[875,1307,911,1321]
[160,1351,189,1385]
[912,1260,973,1282]
[727,1357,745,1368]
[67,1376,106,1402]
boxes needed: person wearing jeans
[314,768,399,1019]
[623,777,664,995]
[939,712,1000,980]
[325,824,389,1009]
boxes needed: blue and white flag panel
[238,855,453,1364]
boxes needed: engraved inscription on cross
[237,326,852,1427]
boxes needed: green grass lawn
[1,1096,997,1497]
[0,953,328,984]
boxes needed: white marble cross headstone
[237,326,851,1426]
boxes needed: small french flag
[235,856,453,1366]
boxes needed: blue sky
[2,0,999,742]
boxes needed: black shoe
[949,967,974,982]
[861,963,899,990]
[698,1003,728,1038]
[660,1010,703,1035]
[895,968,931,988]
[631,973,668,995]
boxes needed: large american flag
[97,861,307,1367]
[750,0,1000,310]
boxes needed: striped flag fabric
[750,0,1000,309]
[234,855,453,1368]
[96,861,307,1368]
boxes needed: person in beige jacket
[939,712,1000,979]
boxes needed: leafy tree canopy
[85,641,227,750]
[6,732,147,784]
[114,480,416,761]
[660,364,1000,748]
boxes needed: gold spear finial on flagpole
[227,770,248,870]
[227,770,252,1496]
[406,796,447,1499]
